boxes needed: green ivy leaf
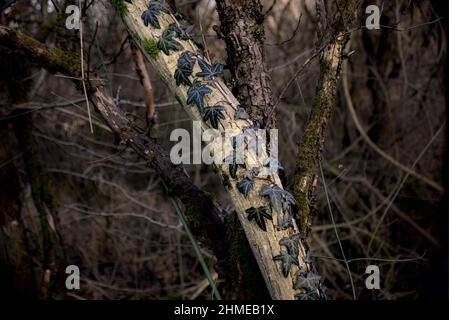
[234,107,250,120]
[174,51,195,86]
[141,0,170,29]
[295,290,319,300]
[262,156,284,172]
[260,184,296,212]
[293,271,321,291]
[242,168,260,180]
[202,105,225,129]
[223,153,245,179]
[222,173,231,188]
[237,178,254,198]
[168,23,192,40]
[158,29,183,55]
[260,184,284,212]
[196,58,224,81]
[186,79,212,110]
[245,206,272,231]
[279,233,302,257]
[273,251,299,278]
[283,189,296,206]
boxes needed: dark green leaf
[222,173,231,188]
[202,105,225,129]
[141,0,171,29]
[223,153,245,179]
[237,178,254,198]
[196,58,224,81]
[174,51,195,86]
[242,168,260,180]
[277,212,292,230]
[234,107,250,120]
[273,251,299,278]
[246,206,272,231]
[141,9,159,28]
[295,290,319,300]
[260,184,296,213]
[283,190,296,206]
[168,23,192,40]
[293,271,321,291]
[186,79,212,110]
[158,29,183,55]
[279,233,302,257]
[260,184,284,213]
[263,156,284,172]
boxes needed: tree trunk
[112,0,316,299]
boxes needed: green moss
[319,57,332,74]
[110,0,129,17]
[250,25,266,42]
[141,38,160,59]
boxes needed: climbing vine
[138,0,323,299]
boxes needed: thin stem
[319,162,357,300]
[161,180,222,300]
[78,0,93,133]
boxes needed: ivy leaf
[223,153,246,179]
[223,135,245,178]
[158,29,183,55]
[260,184,284,213]
[229,162,239,179]
[196,58,224,81]
[273,251,299,278]
[174,68,191,86]
[246,206,272,231]
[149,0,171,13]
[295,290,319,301]
[243,124,260,133]
[186,79,212,110]
[222,173,231,188]
[262,156,284,173]
[277,212,293,230]
[279,233,302,257]
[234,107,250,120]
[294,271,321,291]
[242,167,260,180]
[223,154,245,179]
[141,0,171,29]
[141,9,159,28]
[168,23,192,40]
[237,178,254,198]
[283,190,296,206]
[174,51,195,86]
[202,105,225,129]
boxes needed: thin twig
[342,59,444,193]
[78,0,93,133]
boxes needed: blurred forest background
[0,0,447,300]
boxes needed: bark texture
[294,0,356,235]
[215,0,275,129]
[114,0,316,299]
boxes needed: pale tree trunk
[112,0,317,300]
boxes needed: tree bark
[112,0,316,299]
[215,0,275,129]
[294,0,356,235]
